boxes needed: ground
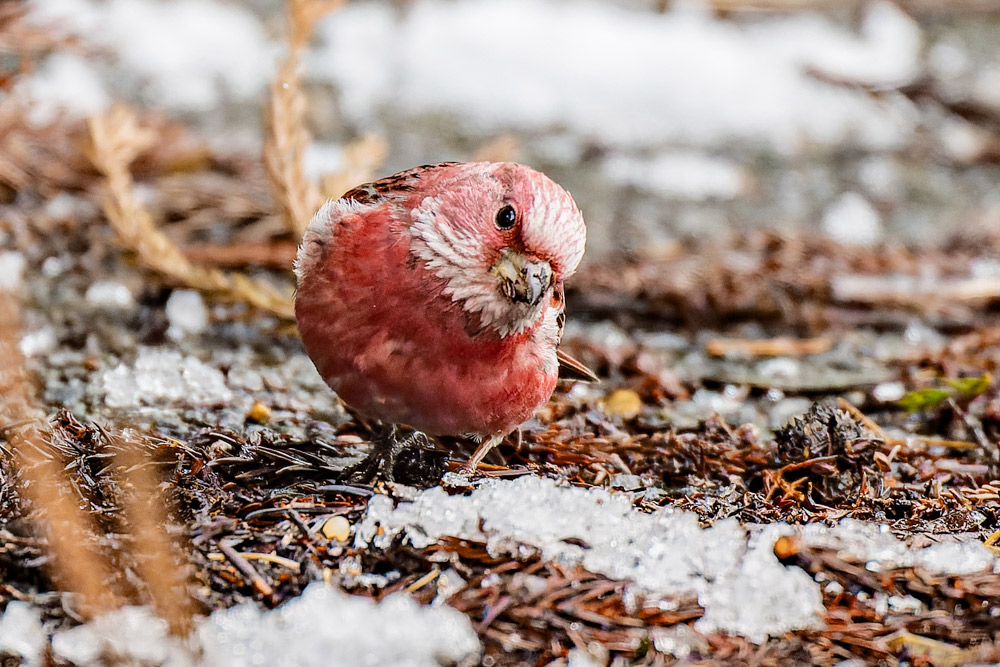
[2,1,1000,665]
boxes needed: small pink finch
[294,161,593,475]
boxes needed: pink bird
[294,161,594,479]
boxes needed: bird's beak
[492,249,553,307]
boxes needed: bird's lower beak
[492,249,553,307]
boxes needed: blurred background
[14,0,1000,261]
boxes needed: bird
[294,161,595,479]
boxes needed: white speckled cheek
[408,194,546,338]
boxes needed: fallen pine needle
[405,568,441,594]
[704,336,833,358]
[209,550,302,572]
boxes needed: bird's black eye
[495,204,516,230]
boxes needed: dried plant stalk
[116,432,196,636]
[265,0,344,237]
[0,290,121,618]
[88,105,294,320]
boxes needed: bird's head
[408,162,586,338]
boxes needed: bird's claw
[339,426,436,484]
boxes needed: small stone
[601,388,642,420]
[246,400,272,423]
[608,474,643,491]
[322,516,351,542]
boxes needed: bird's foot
[340,426,444,485]
[463,434,506,474]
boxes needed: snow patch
[0,602,46,667]
[101,348,232,408]
[603,152,748,201]
[7,583,479,667]
[28,0,274,113]
[312,0,920,150]
[17,51,108,123]
[356,476,825,642]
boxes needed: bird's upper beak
[492,249,553,307]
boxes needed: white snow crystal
[802,519,996,575]
[52,606,181,666]
[0,251,26,291]
[44,583,479,667]
[695,526,824,643]
[85,280,135,309]
[101,348,232,408]
[822,192,882,246]
[0,602,46,667]
[165,289,209,338]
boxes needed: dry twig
[264,0,343,237]
[88,105,294,319]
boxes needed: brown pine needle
[264,0,344,237]
[704,336,833,358]
[88,105,294,320]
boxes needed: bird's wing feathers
[557,348,598,383]
[341,162,461,205]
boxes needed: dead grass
[0,289,120,619]
[115,432,196,636]
[263,0,343,237]
[88,104,295,320]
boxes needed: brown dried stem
[115,433,196,636]
[264,0,343,237]
[0,290,120,619]
[88,105,294,320]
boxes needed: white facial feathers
[407,168,586,339]
[409,195,542,338]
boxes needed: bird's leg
[341,424,404,483]
[465,434,505,473]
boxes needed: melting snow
[357,476,824,642]
[101,348,233,408]
[356,476,997,643]
[312,0,920,150]
[4,583,480,667]
[28,0,274,113]
[165,289,209,339]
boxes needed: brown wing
[341,162,461,205]
[557,348,598,383]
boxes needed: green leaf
[943,372,992,397]
[897,388,953,412]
